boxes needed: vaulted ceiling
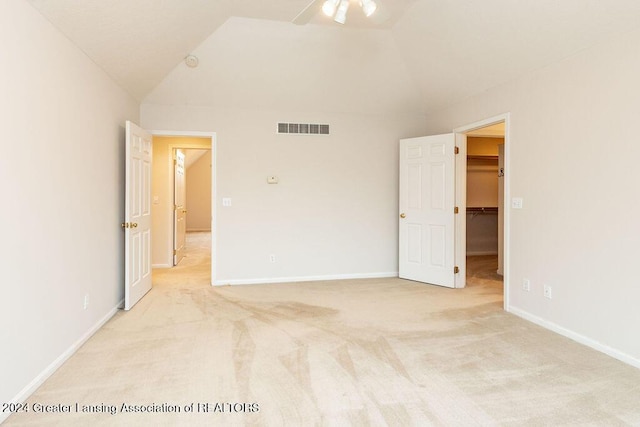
[27,0,640,114]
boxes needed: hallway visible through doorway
[153,231,211,287]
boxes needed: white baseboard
[152,263,172,269]
[508,306,640,370]
[3,300,123,423]
[213,272,398,286]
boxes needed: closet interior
[466,137,504,275]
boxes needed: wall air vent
[277,123,330,135]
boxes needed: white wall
[141,105,427,283]
[0,0,139,412]
[186,150,212,232]
[141,15,428,283]
[424,28,640,366]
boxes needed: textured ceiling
[26,0,640,114]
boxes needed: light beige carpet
[5,233,640,426]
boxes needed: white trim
[150,130,214,138]
[454,114,510,133]
[2,301,123,424]
[152,263,172,269]
[149,130,217,286]
[508,306,640,370]
[454,134,467,288]
[214,272,399,286]
[454,113,511,311]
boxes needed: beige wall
[186,150,212,231]
[425,27,640,366]
[0,0,139,412]
[152,136,211,267]
[467,137,503,156]
[466,137,503,255]
[466,213,498,256]
[467,157,499,207]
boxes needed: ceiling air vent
[277,123,330,135]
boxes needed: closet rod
[466,207,498,214]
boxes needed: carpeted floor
[5,233,640,426]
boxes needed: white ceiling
[26,0,640,114]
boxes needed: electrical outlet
[270,254,276,263]
[83,294,89,310]
[544,285,552,299]
[522,279,531,292]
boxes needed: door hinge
[454,146,460,155]
[173,250,177,256]
[454,207,459,214]
[454,266,460,274]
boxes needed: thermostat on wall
[267,176,279,184]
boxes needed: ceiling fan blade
[292,0,324,25]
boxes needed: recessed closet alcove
[466,137,504,275]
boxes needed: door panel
[124,121,152,310]
[399,134,456,288]
[173,149,186,265]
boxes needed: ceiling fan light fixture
[322,0,340,17]
[334,0,350,24]
[360,0,377,17]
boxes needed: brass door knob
[400,213,406,219]
[132,223,138,228]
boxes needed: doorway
[150,132,216,285]
[464,125,505,298]
[174,148,212,266]
[454,114,510,310]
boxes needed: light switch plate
[511,197,523,209]
[222,198,232,207]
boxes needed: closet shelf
[467,155,499,160]
[466,207,498,214]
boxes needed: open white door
[124,121,152,310]
[399,134,457,288]
[173,149,186,265]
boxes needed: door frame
[454,113,511,311]
[150,130,217,286]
